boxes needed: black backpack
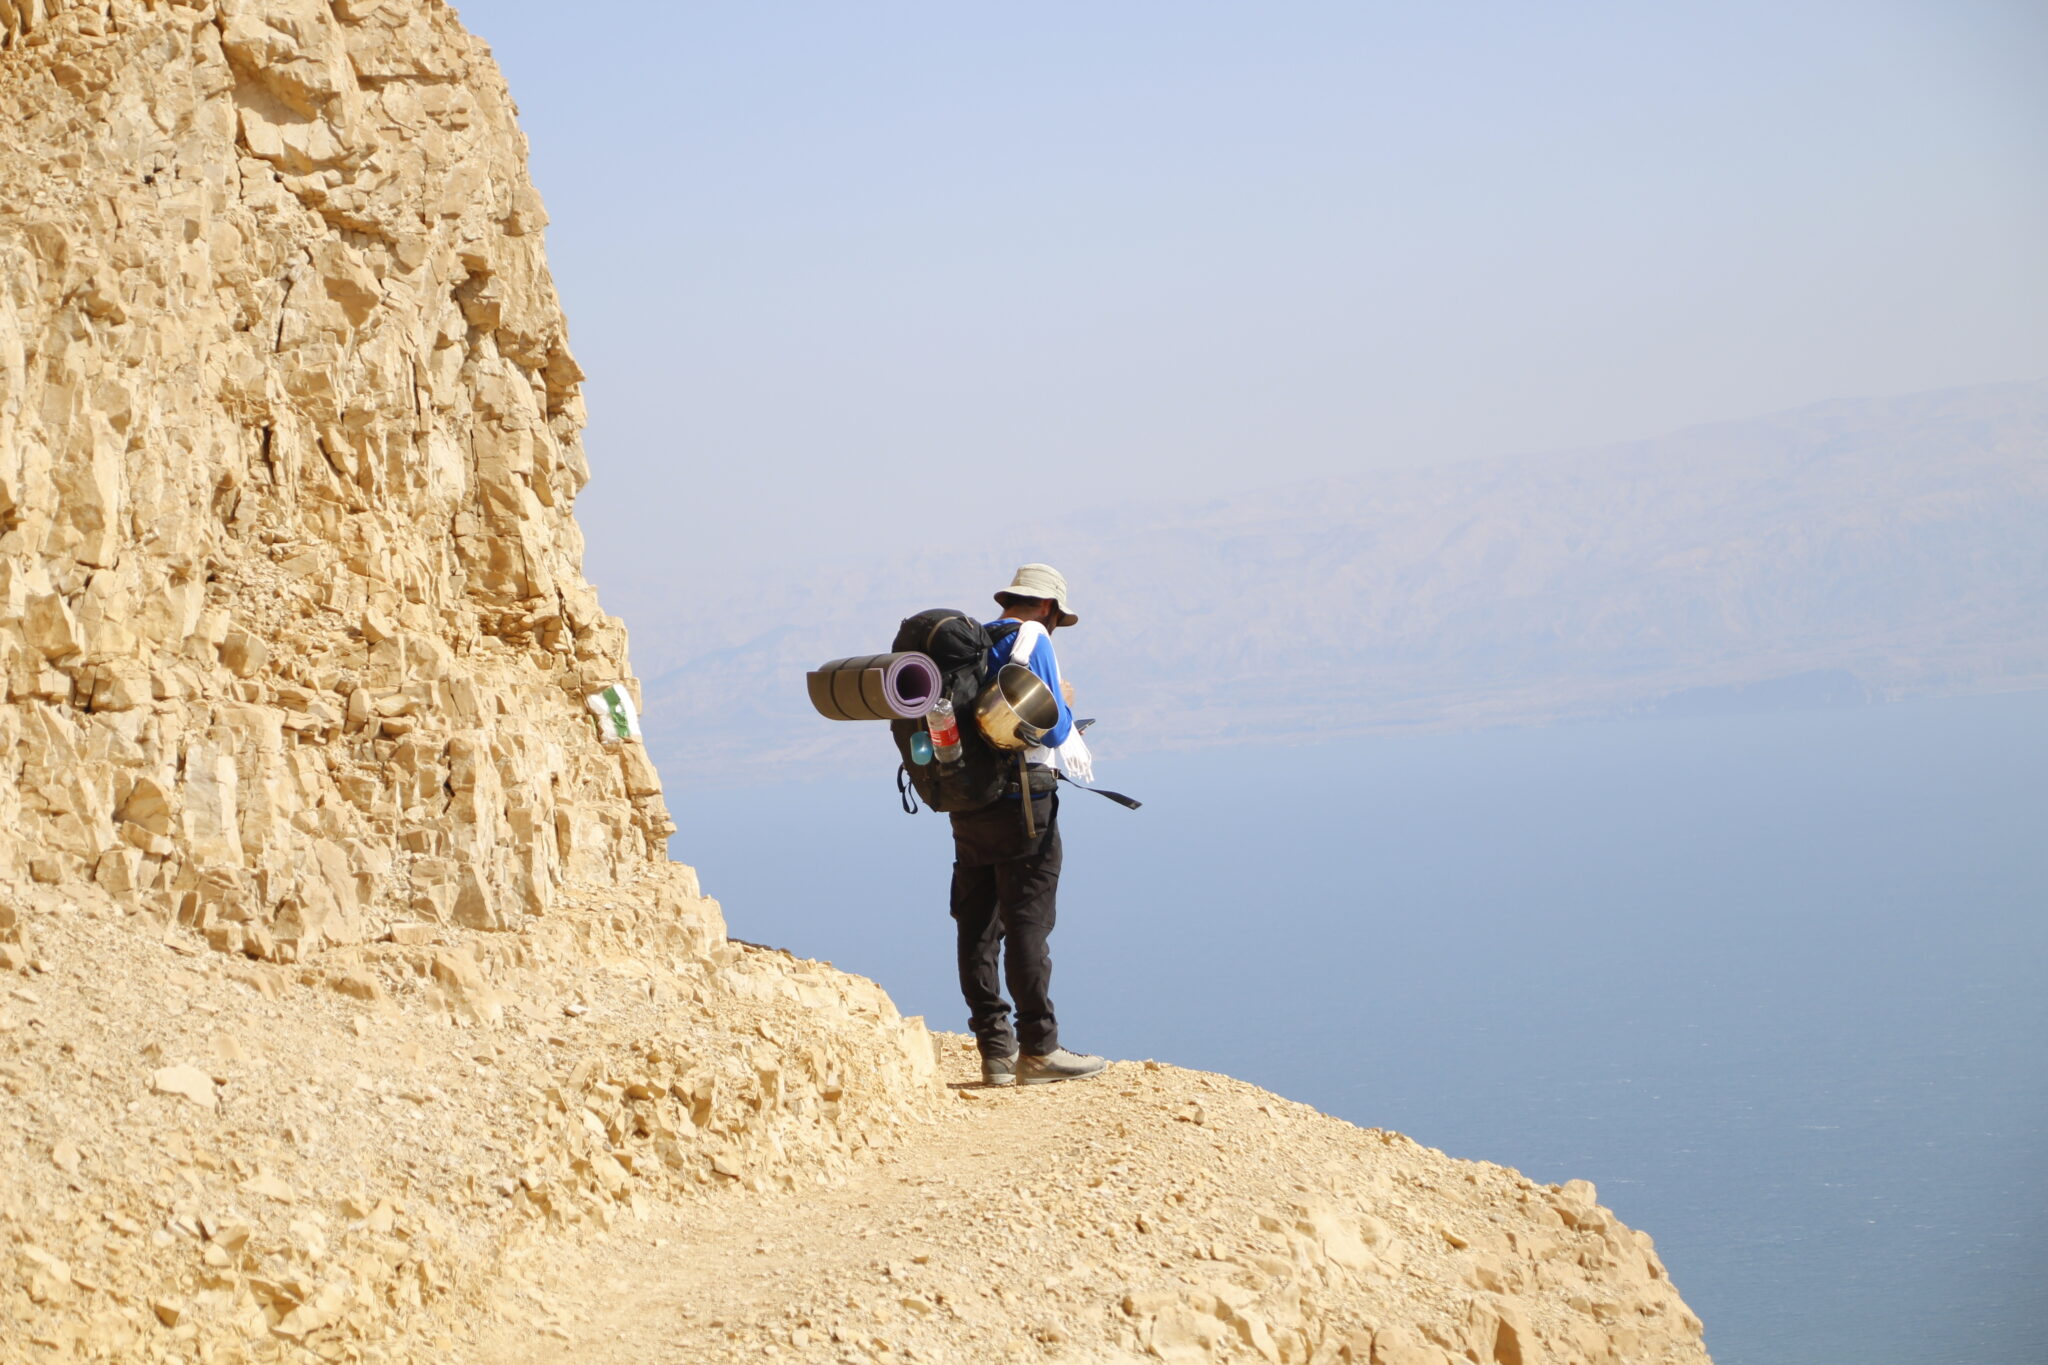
[890,609,1020,813]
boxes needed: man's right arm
[1023,634,1074,748]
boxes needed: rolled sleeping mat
[806,651,942,722]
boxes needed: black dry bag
[889,610,1019,813]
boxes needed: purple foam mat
[805,651,941,721]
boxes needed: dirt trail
[477,1044,1180,1364]
[469,1040,1709,1365]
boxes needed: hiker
[952,564,1108,1087]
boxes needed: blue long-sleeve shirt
[986,618,1074,749]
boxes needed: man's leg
[995,816,1062,1057]
[949,859,1015,1058]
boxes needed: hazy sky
[460,0,2047,591]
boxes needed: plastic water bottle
[927,698,964,764]
[909,731,934,765]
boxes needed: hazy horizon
[570,376,2046,784]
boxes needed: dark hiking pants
[948,791,1060,1058]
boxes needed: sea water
[656,692,2046,1365]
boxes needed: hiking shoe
[981,1050,1020,1087]
[1017,1049,1107,1085]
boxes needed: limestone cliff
[1,0,663,944]
[0,3,948,1359]
[0,5,1715,1364]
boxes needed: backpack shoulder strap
[984,619,1023,674]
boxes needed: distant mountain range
[623,381,2048,783]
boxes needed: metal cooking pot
[974,663,1059,751]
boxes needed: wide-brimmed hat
[994,563,1079,627]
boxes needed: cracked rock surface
[2,0,654,941]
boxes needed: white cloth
[1007,620,1095,784]
[1051,728,1095,786]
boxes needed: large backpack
[890,609,1020,813]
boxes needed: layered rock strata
[1,0,663,949]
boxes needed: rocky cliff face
[0,6,1714,1364]
[1,0,667,950]
[0,3,946,1356]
